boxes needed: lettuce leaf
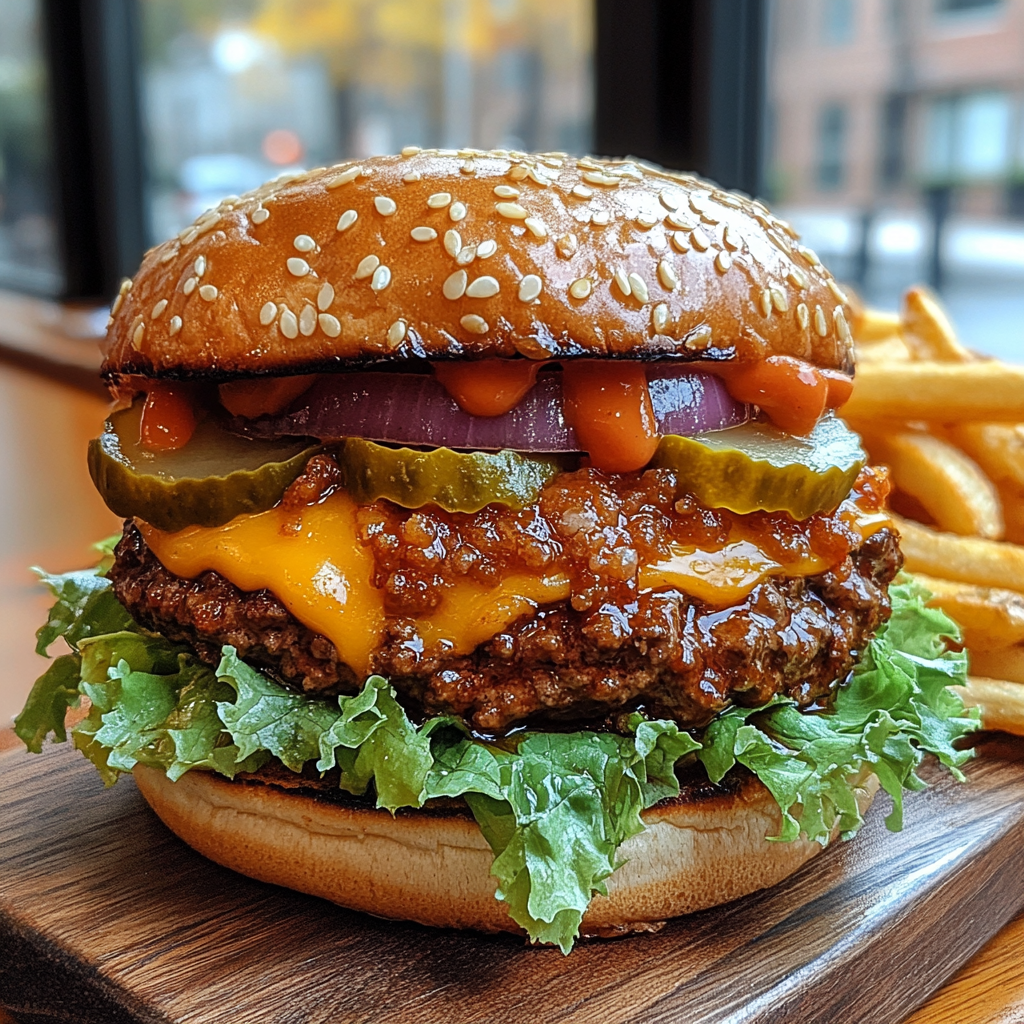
[17,563,978,952]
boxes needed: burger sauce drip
[139,383,196,451]
[431,359,541,417]
[561,361,659,472]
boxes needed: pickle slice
[650,414,866,519]
[89,401,321,532]
[338,438,566,513]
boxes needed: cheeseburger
[17,150,975,951]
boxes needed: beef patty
[109,521,902,734]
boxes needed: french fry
[841,361,1024,423]
[970,647,1024,685]
[1001,484,1024,545]
[853,309,902,345]
[945,423,1024,490]
[913,574,1024,649]
[895,515,1024,593]
[953,677,1024,736]
[854,337,910,364]
[860,431,1003,538]
[900,286,974,362]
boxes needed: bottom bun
[133,764,878,939]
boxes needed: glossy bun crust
[133,764,878,939]
[104,151,855,380]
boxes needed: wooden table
[1,356,1022,1024]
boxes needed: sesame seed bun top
[102,150,855,380]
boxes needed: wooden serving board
[3,737,1024,1024]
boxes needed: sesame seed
[160,248,178,264]
[653,303,670,333]
[527,167,551,186]
[788,268,809,289]
[183,276,197,295]
[796,302,810,329]
[387,319,407,348]
[402,170,422,182]
[571,184,593,199]
[660,189,682,211]
[456,246,476,266]
[168,315,182,336]
[467,275,500,299]
[801,246,821,266]
[251,207,269,226]
[814,305,828,336]
[569,277,592,299]
[449,202,467,222]
[770,286,788,312]
[293,235,316,252]
[834,305,851,342]
[671,231,690,253]
[132,321,145,348]
[151,299,167,319]
[317,282,335,311]
[319,313,341,337]
[524,217,547,238]
[690,227,710,251]
[287,257,310,277]
[828,279,849,304]
[636,213,659,229]
[508,165,529,181]
[260,301,277,325]
[180,227,199,245]
[494,185,520,199]
[326,165,362,188]
[722,226,741,251]
[443,270,468,300]
[444,229,462,257]
[476,239,497,258]
[337,209,358,232]
[461,160,476,174]
[370,265,391,292]
[401,146,421,157]
[667,211,698,230]
[280,309,299,339]
[518,275,542,302]
[613,268,631,297]
[496,202,528,220]
[582,170,619,187]
[555,233,579,259]
[760,289,773,317]
[437,148,458,157]
[299,304,317,336]
[199,284,218,301]
[374,196,397,216]
[410,226,437,242]
[591,210,611,226]
[194,255,206,276]
[658,259,680,291]
[627,273,649,302]
[714,252,732,273]
[427,192,452,209]
[460,314,489,335]
[355,255,379,280]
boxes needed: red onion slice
[240,366,749,452]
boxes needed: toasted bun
[133,764,877,938]
[104,151,854,380]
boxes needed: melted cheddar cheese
[140,492,891,676]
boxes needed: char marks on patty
[108,521,901,734]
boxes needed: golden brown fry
[945,423,1024,490]
[853,309,902,344]
[900,286,973,362]
[970,646,1024,685]
[913,574,1024,649]
[854,337,910,364]
[1001,484,1024,545]
[841,361,1024,423]
[895,515,1024,592]
[860,431,1003,538]
[953,677,1024,736]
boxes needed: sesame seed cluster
[103,149,854,379]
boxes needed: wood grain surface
[2,736,1024,1024]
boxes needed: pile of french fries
[844,286,1024,735]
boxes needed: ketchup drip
[561,361,660,472]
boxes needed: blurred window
[817,103,848,189]
[935,0,1004,14]
[822,0,856,43]
[0,0,62,295]
[138,0,593,244]
[925,92,1012,181]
